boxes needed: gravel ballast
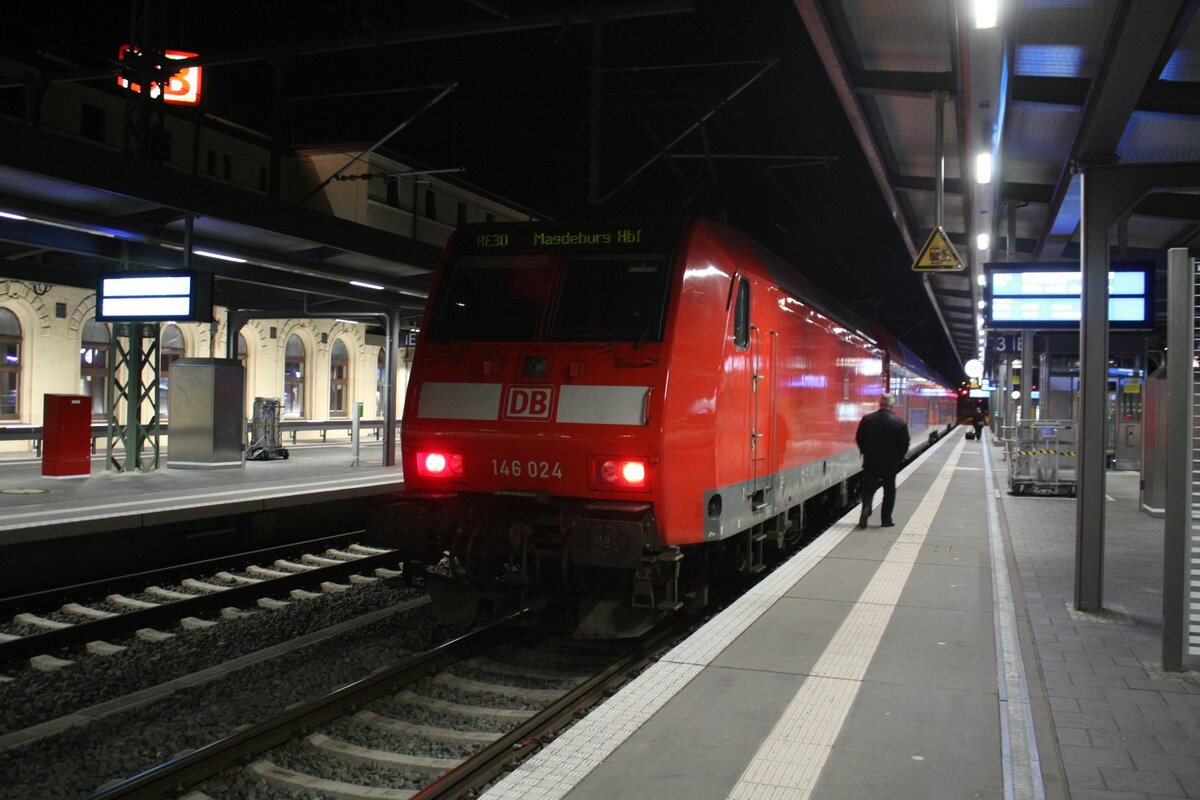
[0,581,463,800]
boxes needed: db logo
[504,386,554,421]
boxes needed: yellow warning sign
[912,226,965,272]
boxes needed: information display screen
[96,271,212,322]
[984,264,1152,328]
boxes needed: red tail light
[589,455,648,490]
[416,451,464,478]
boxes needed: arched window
[159,324,186,418]
[0,307,21,420]
[283,334,306,417]
[80,319,110,420]
[329,339,349,417]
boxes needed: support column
[106,322,161,473]
[1074,162,1200,611]
[1163,247,1197,670]
[383,310,400,467]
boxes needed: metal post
[1022,328,1036,421]
[1074,162,1200,613]
[1163,248,1195,670]
[934,91,945,230]
[351,401,362,467]
[383,310,400,467]
[1077,170,1110,611]
[106,321,161,472]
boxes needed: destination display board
[983,263,1153,329]
[457,222,682,255]
[96,270,213,323]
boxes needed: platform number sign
[990,333,1022,355]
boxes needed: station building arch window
[329,338,349,417]
[0,307,21,420]
[283,334,306,418]
[159,324,186,418]
[80,318,110,420]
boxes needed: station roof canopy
[794,0,1200,364]
[0,117,440,318]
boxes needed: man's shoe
[881,520,895,528]
[855,522,867,530]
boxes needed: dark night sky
[1,1,962,382]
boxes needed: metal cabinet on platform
[167,358,245,469]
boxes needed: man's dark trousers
[859,469,896,527]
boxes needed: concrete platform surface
[0,442,404,541]
[478,428,1200,800]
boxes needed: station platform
[0,442,404,545]
[483,428,1200,800]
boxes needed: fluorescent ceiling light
[335,319,360,324]
[0,211,28,221]
[977,273,988,286]
[350,280,385,290]
[977,232,991,250]
[975,0,998,28]
[975,152,993,184]
[195,249,247,263]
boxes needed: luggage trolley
[1006,419,1076,496]
[247,397,289,460]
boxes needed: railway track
[0,535,407,672]
[81,617,689,800]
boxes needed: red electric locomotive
[390,218,954,636]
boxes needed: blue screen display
[985,266,1151,328]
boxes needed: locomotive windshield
[547,255,671,342]
[430,254,555,341]
[429,251,672,343]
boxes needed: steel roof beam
[1031,0,1193,260]
[893,175,968,196]
[853,70,956,98]
[794,1,918,260]
[0,194,428,301]
[0,118,441,273]
[0,218,421,309]
[1011,76,1200,118]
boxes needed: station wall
[0,280,413,453]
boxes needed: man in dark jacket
[972,406,986,441]
[855,393,910,529]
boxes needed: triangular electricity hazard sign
[912,226,965,272]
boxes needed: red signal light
[416,451,463,478]
[589,455,648,490]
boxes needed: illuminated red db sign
[117,46,203,106]
[504,386,553,421]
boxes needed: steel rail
[0,547,405,664]
[79,615,526,800]
[412,618,692,800]
[0,530,373,615]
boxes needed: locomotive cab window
[429,255,554,341]
[547,254,671,342]
[734,277,750,350]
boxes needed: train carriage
[388,218,954,636]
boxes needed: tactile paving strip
[480,438,956,800]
